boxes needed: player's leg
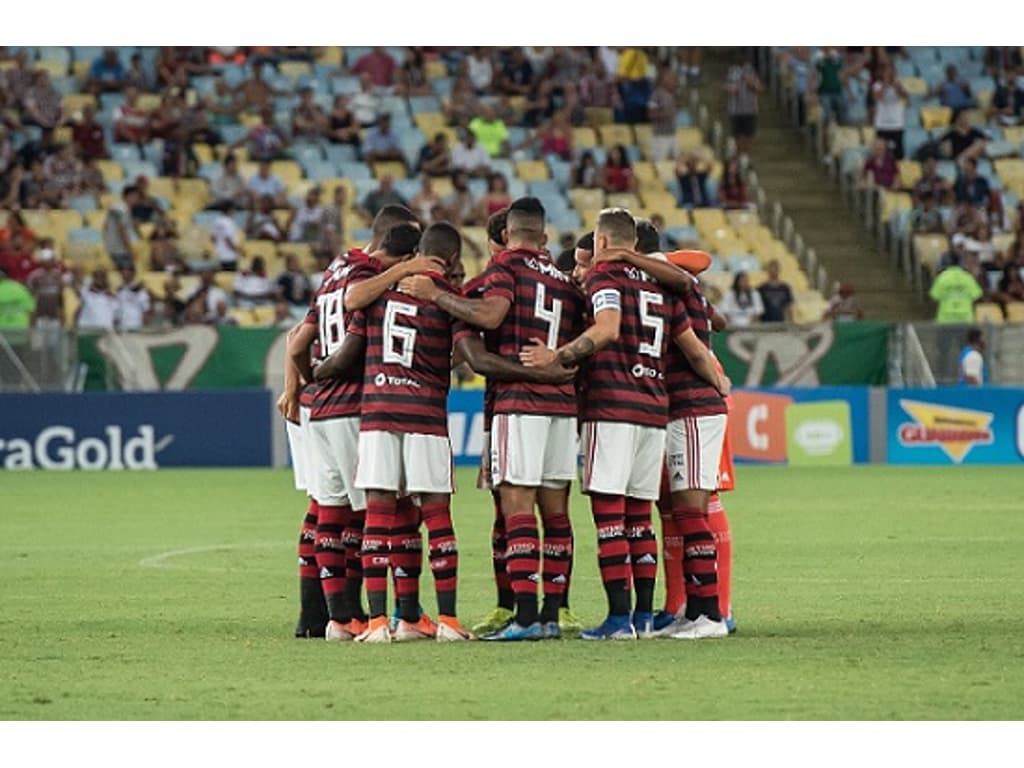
[404,433,469,641]
[389,492,428,640]
[336,416,369,633]
[708,492,734,632]
[579,421,636,640]
[558,504,583,635]
[471,427,515,635]
[538,484,572,638]
[624,425,667,637]
[293,408,327,638]
[655,466,686,631]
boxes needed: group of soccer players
[278,195,737,643]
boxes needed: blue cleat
[541,621,562,639]
[480,621,544,641]
[632,611,656,638]
[580,615,637,641]
[652,610,678,632]
[725,613,737,634]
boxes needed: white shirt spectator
[233,271,275,308]
[873,83,906,131]
[212,213,241,269]
[115,285,151,330]
[289,202,325,242]
[77,287,118,330]
[720,288,765,328]
[247,173,285,200]
[202,285,231,317]
[451,140,492,173]
[598,47,620,78]
[350,91,380,127]
[466,53,494,92]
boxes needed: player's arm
[276,322,305,421]
[616,251,696,295]
[520,306,621,369]
[710,304,728,332]
[343,255,445,311]
[455,334,576,384]
[312,333,366,381]
[287,321,317,384]
[399,275,511,330]
[675,327,731,396]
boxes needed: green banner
[784,401,853,466]
[712,322,890,386]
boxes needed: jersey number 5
[534,284,564,349]
[638,291,664,358]
[383,300,418,368]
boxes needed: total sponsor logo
[0,425,173,470]
[631,363,664,380]
[373,372,421,388]
[897,399,994,463]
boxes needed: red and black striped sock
[540,510,573,623]
[315,504,350,621]
[674,504,720,621]
[361,497,394,619]
[390,497,422,623]
[343,507,367,622]
[491,494,514,610]
[298,499,319,580]
[625,498,658,615]
[422,500,458,618]
[297,499,327,634]
[505,512,540,626]
[563,528,574,611]
[591,493,631,617]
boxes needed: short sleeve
[586,267,621,315]
[669,293,691,339]
[481,257,515,303]
[345,309,366,338]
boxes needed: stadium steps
[695,50,929,320]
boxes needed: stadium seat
[920,105,952,130]
[675,127,704,151]
[571,127,598,150]
[1005,303,1024,323]
[598,124,635,148]
[568,188,604,211]
[974,303,1004,324]
[372,161,407,180]
[913,233,950,275]
[514,160,549,181]
[692,208,728,234]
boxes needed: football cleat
[354,617,391,644]
[668,615,729,640]
[325,619,357,642]
[392,618,434,642]
[541,621,562,639]
[632,611,656,639]
[558,607,584,636]
[471,607,514,636]
[480,621,544,641]
[436,615,474,642]
[652,609,679,632]
[725,613,737,634]
[580,615,637,641]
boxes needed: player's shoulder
[461,273,488,297]
[429,272,455,293]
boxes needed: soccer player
[401,198,585,640]
[521,208,728,640]
[351,223,473,643]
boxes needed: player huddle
[279,196,736,643]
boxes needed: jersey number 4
[638,290,664,358]
[534,284,564,349]
[383,300,418,368]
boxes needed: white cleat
[325,620,356,642]
[354,621,392,644]
[668,615,729,640]
[392,619,433,642]
[435,619,474,642]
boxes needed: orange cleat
[436,615,474,642]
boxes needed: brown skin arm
[520,308,621,368]
[312,332,366,382]
[456,334,576,383]
[675,327,730,396]
[710,305,728,332]
[399,275,512,330]
[286,321,317,384]
[594,246,695,294]
[342,255,445,311]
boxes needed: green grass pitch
[2,465,1023,720]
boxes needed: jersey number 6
[383,300,419,368]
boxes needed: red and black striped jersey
[452,274,499,431]
[666,278,726,419]
[479,247,585,418]
[355,272,455,437]
[302,249,372,421]
[579,260,690,428]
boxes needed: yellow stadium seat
[913,234,950,274]
[238,161,261,180]
[0,61,15,73]
[506,96,528,116]
[175,178,210,211]
[660,208,691,228]
[424,59,447,80]
[514,160,549,181]
[974,303,1004,324]
[1005,302,1024,323]
[578,209,602,231]
[279,61,311,79]
[675,127,704,150]
[36,59,68,78]
[899,77,928,96]
[638,177,670,196]
[726,209,760,228]
[583,107,614,128]
[239,112,262,129]
[84,210,107,230]
[213,271,236,291]
[920,105,952,130]
[606,192,640,210]
[251,306,278,326]
[413,112,445,135]
[692,208,728,234]
[878,190,913,223]
[372,161,407,180]
[598,124,635,148]
[228,308,258,327]
[1001,126,1024,144]
[62,287,79,329]
[963,108,986,127]
[829,126,864,158]
[746,269,768,287]
[277,242,316,273]
[270,160,304,186]
[460,226,489,263]
[71,61,90,80]
[898,160,922,189]
[63,241,105,270]
[736,224,774,248]
[52,126,73,145]
[995,158,1024,180]
[633,124,653,153]
[699,271,733,297]
[639,190,677,212]
[192,143,215,165]
[860,126,876,145]
[145,177,175,201]
[782,268,810,291]
[571,127,598,149]
[61,93,97,116]
[95,159,124,183]
[49,209,83,234]
[317,46,344,66]
[792,298,830,324]
[568,188,604,211]
[654,160,677,181]
[632,161,657,183]
[136,93,162,112]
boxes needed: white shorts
[477,429,492,490]
[299,406,320,502]
[665,414,727,492]
[285,419,307,492]
[309,416,366,510]
[581,421,666,500]
[491,413,578,489]
[355,430,454,495]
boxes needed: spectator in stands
[465,48,495,95]
[573,150,601,189]
[416,132,452,177]
[148,216,180,271]
[677,47,703,85]
[206,76,242,128]
[0,230,37,283]
[183,266,232,325]
[291,87,327,141]
[443,73,479,127]
[476,173,512,221]
[410,175,443,222]
[985,47,1023,77]
[124,53,150,92]
[0,211,36,250]
[75,268,118,331]
[277,252,311,310]
[351,47,397,91]
[990,67,1024,126]
[157,47,206,89]
[212,201,242,270]
[450,128,491,177]
[22,71,62,131]
[950,198,987,239]
[648,67,679,161]
[720,271,764,327]
[286,186,326,243]
[861,137,898,190]
[42,144,83,207]
[937,110,988,163]
[147,89,185,149]
[362,113,405,166]
[246,160,287,208]
[19,159,50,209]
[234,106,288,162]
[114,264,152,330]
[210,154,249,210]
[616,47,653,124]
[823,282,864,322]
[497,48,535,97]
[812,48,849,126]
[327,95,361,152]
[443,171,479,226]
[930,254,983,323]
[78,157,105,197]
[871,60,908,159]
[114,87,150,145]
[912,156,953,205]
[995,263,1024,312]
[675,152,710,208]
[233,256,277,308]
[87,48,126,95]
[246,195,286,242]
[936,65,975,116]
[578,58,618,114]
[0,265,35,329]
[535,110,573,161]
[103,185,139,268]
[911,190,946,234]
[350,73,382,127]
[725,61,762,158]
[4,51,36,108]
[719,157,751,209]
[522,77,558,128]
[397,48,431,97]
[358,175,407,222]
[759,259,794,323]
[469,103,510,158]
[954,157,991,207]
[71,104,108,161]
[602,144,635,194]
[130,175,162,224]
[26,245,65,331]
[524,46,554,74]
[560,81,586,127]
[238,62,283,113]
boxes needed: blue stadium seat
[970,76,996,95]
[468,178,487,198]
[394,179,420,199]
[903,128,931,159]
[339,162,372,180]
[68,195,98,214]
[99,93,125,112]
[331,76,361,96]
[191,76,218,96]
[920,63,945,88]
[110,143,143,164]
[666,225,698,243]
[380,95,409,117]
[305,162,340,182]
[346,47,372,66]
[548,209,582,232]
[409,96,442,114]
[546,158,571,189]
[325,144,359,165]
[292,143,325,167]
[219,65,247,89]
[528,179,562,197]
[705,177,720,206]
[432,78,453,99]
[895,60,917,79]
[192,211,221,230]
[198,163,222,182]
[72,46,102,65]
[907,47,940,65]
[675,110,693,128]
[220,125,248,145]
[142,140,165,166]
[624,145,642,164]
[935,160,959,182]
[507,179,527,198]
[490,159,515,180]
[985,140,1018,158]
[726,253,760,272]
[121,160,159,180]
[353,179,378,201]
[68,227,102,244]
[50,76,79,97]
